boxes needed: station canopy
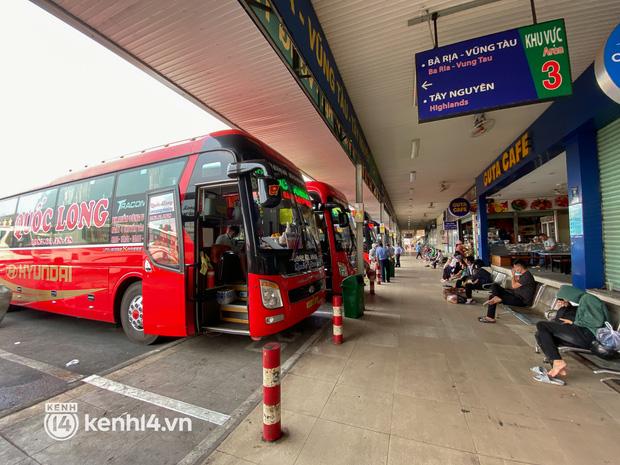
[33,0,620,228]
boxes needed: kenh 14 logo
[44,402,79,441]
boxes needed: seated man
[541,233,557,251]
[215,225,242,253]
[479,259,536,323]
[537,233,557,267]
[533,285,609,382]
[456,258,491,304]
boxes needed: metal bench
[481,269,508,291]
[498,283,547,325]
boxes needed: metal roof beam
[407,0,504,27]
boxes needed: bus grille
[288,279,324,304]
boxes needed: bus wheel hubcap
[128,295,143,332]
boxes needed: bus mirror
[227,161,271,178]
[258,177,281,208]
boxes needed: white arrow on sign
[421,81,432,90]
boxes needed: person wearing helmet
[533,285,609,382]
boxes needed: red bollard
[332,295,343,345]
[376,262,382,285]
[262,342,282,442]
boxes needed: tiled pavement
[205,255,620,465]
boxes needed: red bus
[306,181,356,295]
[363,213,379,263]
[0,130,326,343]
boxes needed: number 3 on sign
[542,60,562,90]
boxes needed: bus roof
[6,130,303,198]
[306,180,349,205]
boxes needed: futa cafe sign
[480,131,532,189]
[448,198,471,217]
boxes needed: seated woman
[533,285,609,383]
[428,249,443,269]
[451,255,472,285]
[456,258,491,304]
[441,252,463,281]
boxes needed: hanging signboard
[595,23,620,104]
[351,203,365,223]
[240,0,390,211]
[415,19,572,123]
[448,198,471,217]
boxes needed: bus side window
[0,197,17,248]
[55,176,114,246]
[112,159,186,245]
[188,151,235,186]
[13,188,58,248]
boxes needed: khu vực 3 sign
[415,19,572,123]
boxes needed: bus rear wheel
[120,282,158,345]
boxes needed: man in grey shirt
[215,225,242,253]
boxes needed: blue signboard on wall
[415,19,572,123]
[595,23,620,104]
[443,221,458,230]
[569,203,584,237]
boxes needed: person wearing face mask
[479,259,537,323]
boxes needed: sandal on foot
[478,317,496,323]
[533,372,566,386]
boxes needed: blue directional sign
[595,23,620,104]
[415,19,572,123]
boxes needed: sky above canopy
[0,1,228,198]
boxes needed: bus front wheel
[120,282,158,345]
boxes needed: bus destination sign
[415,19,572,123]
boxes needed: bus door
[142,188,187,336]
[194,183,249,333]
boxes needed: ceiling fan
[471,113,495,137]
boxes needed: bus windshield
[250,173,322,275]
[330,205,355,256]
[363,221,378,252]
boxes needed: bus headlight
[338,262,348,277]
[260,280,283,309]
